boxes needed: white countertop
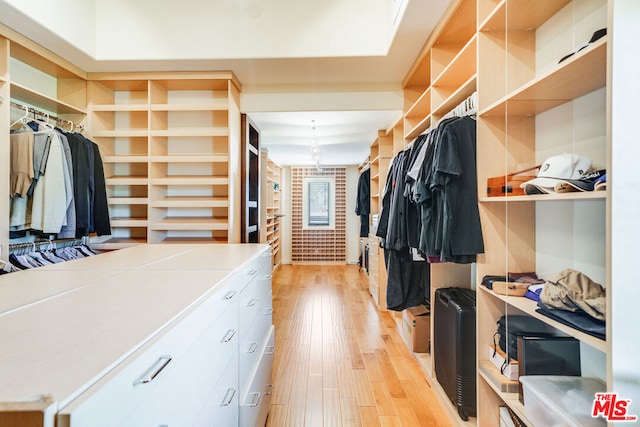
[0,244,269,406]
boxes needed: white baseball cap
[520,153,592,194]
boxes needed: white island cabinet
[0,244,273,427]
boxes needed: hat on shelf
[594,173,607,191]
[559,28,607,63]
[554,169,606,193]
[520,153,592,195]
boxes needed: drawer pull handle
[224,290,237,300]
[247,298,258,307]
[248,269,258,276]
[133,355,172,385]
[265,384,274,396]
[264,275,273,281]
[247,342,258,354]
[262,252,272,258]
[264,308,273,316]
[265,345,276,355]
[248,392,261,407]
[221,329,237,343]
[221,387,236,407]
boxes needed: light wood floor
[266,264,453,427]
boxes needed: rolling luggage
[434,287,476,421]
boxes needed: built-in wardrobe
[363,0,637,425]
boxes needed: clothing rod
[9,101,84,130]
[9,238,86,252]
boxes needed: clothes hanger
[10,105,29,128]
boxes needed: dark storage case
[434,287,476,421]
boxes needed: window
[302,177,335,230]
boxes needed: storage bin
[519,376,606,427]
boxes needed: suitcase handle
[439,291,450,306]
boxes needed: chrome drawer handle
[224,290,237,300]
[248,392,261,407]
[221,387,236,406]
[265,345,276,355]
[264,308,273,316]
[262,252,272,258]
[265,384,274,396]
[248,269,258,276]
[133,355,172,385]
[247,298,258,307]
[247,342,258,354]
[221,329,236,343]
[263,275,273,280]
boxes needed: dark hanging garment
[385,248,430,311]
[355,168,370,237]
[91,142,111,236]
[66,133,91,237]
[430,116,484,262]
[376,156,397,240]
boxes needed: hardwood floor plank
[266,404,288,427]
[269,265,453,427]
[340,397,362,426]
[323,388,342,427]
[371,381,397,417]
[359,406,382,427]
[306,374,324,427]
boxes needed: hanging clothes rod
[9,238,87,254]
[439,91,477,124]
[9,101,84,131]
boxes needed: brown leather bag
[487,165,540,197]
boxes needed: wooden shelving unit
[475,1,609,426]
[260,151,282,271]
[0,28,88,255]
[86,72,242,249]
[366,128,394,311]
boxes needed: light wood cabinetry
[0,244,273,427]
[86,72,242,249]
[365,127,395,311]
[403,0,476,140]
[260,152,282,271]
[0,26,88,257]
[475,0,609,425]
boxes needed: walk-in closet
[0,0,638,426]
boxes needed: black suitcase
[434,287,476,421]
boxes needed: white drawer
[239,265,273,339]
[239,292,273,389]
[58,279,240,427]
[193,352,239,427]
[240,326,275,427]
[114,299,239,427]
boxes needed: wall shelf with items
[260,151,282,270]
[475,0,609,426]
[87,72,242,248]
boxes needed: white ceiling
[0,0,452,166]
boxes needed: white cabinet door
[240,326,275,427]
[123,299,239,426]
[194,354,240,427]
[59,278,241,427]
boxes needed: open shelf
[11,82,86,115]
[150,197,228,208]
[479,191,606,203]
[478,286,606,352]
[480,38,606,117]
[150,217,229,231]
